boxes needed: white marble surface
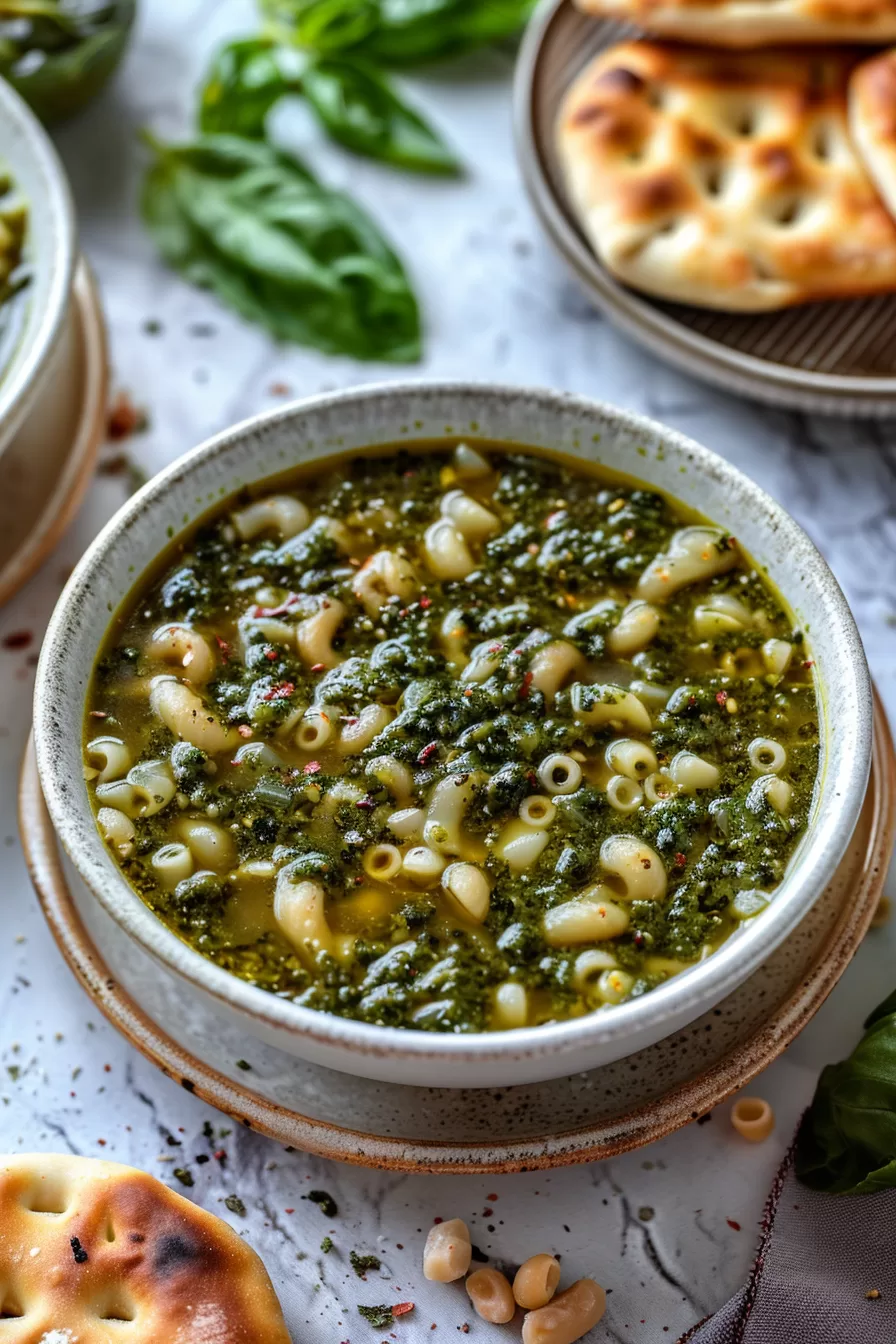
[2,2,896,1339]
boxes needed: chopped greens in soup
[85,444,819,1033]
[0,170,28,378]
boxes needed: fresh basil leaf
[796,994,896,1194]
[141,132,421,362]
[864,988,896,1031]
[199,38,306,138]
[302,57,460,174]
[0,0,135,123]
[261,0,537,65]
[262,0,379,54]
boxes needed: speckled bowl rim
[0,78,76,449]
[33,382,873,1076]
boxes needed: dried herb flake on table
[140,132,421,362]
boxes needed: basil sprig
[260,0,538,65]
[796,989,896,1194]
[200,38,460,175]
[141,133,421,363]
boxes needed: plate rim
[17,694,895,1174]
[514,0,896,415]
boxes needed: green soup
[85,443,819,1033]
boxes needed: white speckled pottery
[0,78,76,459]
[33,384,873,1088]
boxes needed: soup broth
[0,167,29,382]
[85,444,819,1033]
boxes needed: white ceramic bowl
[33,384,872,1088]
[0,77,76,458]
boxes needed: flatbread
[556,41,896,311]
[0,1153,292,1343]
[849,47,896,221]
[573,0,896,47]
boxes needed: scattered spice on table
[305,1189,338,1217]
[350,1250,381,1278]
[224,1195,246,1216]
[172,1168,193,1188]
[70,1236,88,1264]
[357,1304,394,1328]
[320,1236,333,1254]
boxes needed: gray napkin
[680,1146,896,1343]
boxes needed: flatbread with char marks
[0,1153,292,1343]
[557,41,896,311]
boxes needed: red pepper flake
[433,1216,443,1225]
[715,690,728,706]
[519,670,533,701]
[106,391,148,441]
[688,695,697,708]
[482,1207,493,1217]
[487,642,504,655]
[262,681,295,701]
[269,381,292,397]
[802,659,814,669]
[265,649,278,661]
[311,662,326,673]
[285,1207,295,1214]
[237,725,253,739]
[97,1138,107,1146]
[355,797,376,811]
[214,635,231,662]
[419,596,432,609]
[252,595,301,619]
[486,1193,498,1202]
[2,630,32,650]
[726,1219,741,1231]
[417,742,439,766]
[393,1303,415,1318]
[303,761,321,775]
[213,1149,227,1163]
[674,852,687,868]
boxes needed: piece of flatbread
[573,0,896,47]
[0,1153,292,1343]
[556,41,896,311]
[849,47,896,222]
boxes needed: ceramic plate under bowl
[19,694,894,1173]
[0,259,108,606]
[515,0,896,416]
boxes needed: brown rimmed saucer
[0,258,107,607]
[18,694,895,1174]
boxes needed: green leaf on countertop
[796,991,896,1194]
[200,38,460,174]
[302,56,461,174]
[140,131,421,362]
[259,0,537,66]
[199,37,306,138]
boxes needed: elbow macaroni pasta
[85,445,819,1033]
